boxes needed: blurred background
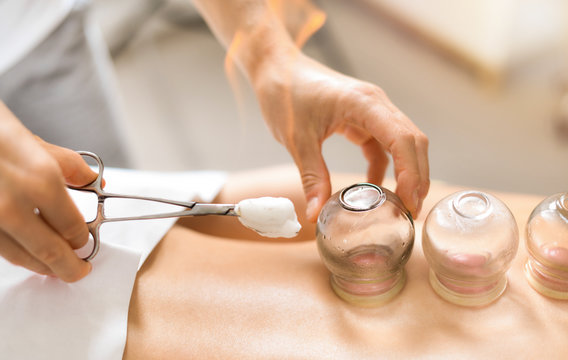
[93,0,568,196]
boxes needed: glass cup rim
[452,190,493,220]
[339,183,386,212]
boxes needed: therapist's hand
[191,0,429,221]
[0,102,97,282]
[252,52,430,221]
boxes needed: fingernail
[412,190,420,214]
[306,197,319,222]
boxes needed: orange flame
[224,31,245,118]
[268,0,327,48]
[224,0,326,121]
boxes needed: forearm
[192,0,298,84]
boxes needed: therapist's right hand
[0,102,97,282]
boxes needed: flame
[268,0,327,48]
[224,30,245,118]
[224,0,326,120]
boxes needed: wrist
[228,11,300,88]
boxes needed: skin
[124,172,566,360]
[0,101,96,282]
[193,0,430,221]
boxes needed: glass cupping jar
[422,190,519,307]
[525,192,568,299]
[316,183,414,307]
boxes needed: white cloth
[0,168,227,359]
[0,0,74,74]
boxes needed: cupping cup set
[316,183,568,307]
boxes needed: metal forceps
[68,151,236,261]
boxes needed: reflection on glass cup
[422,190,519,307]
[525,193,568,299]
[316,183,414,307]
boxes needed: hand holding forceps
[68,151,236,262]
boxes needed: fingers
[22,213,92,282]
[35,178,91,250]
[339,124,389,186]
[0,154,91,281]
[349,96,429,218]
[384,122,429,218]
[414,133,430,215]
[37,137,99,186]
[361,139,389,186]
[0,198,92,282]
[0,229,53,276]
[389,131,422,218]
[36,142,100,248]
[286,135,331,223]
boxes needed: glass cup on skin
[316,183,415,307]
[422,191,519,307]
[525,193,568,299]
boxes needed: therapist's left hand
[252,52,430,222]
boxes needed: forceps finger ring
[68,151,106,261]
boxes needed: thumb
[291,143,331,223]
[36,138,98,186]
